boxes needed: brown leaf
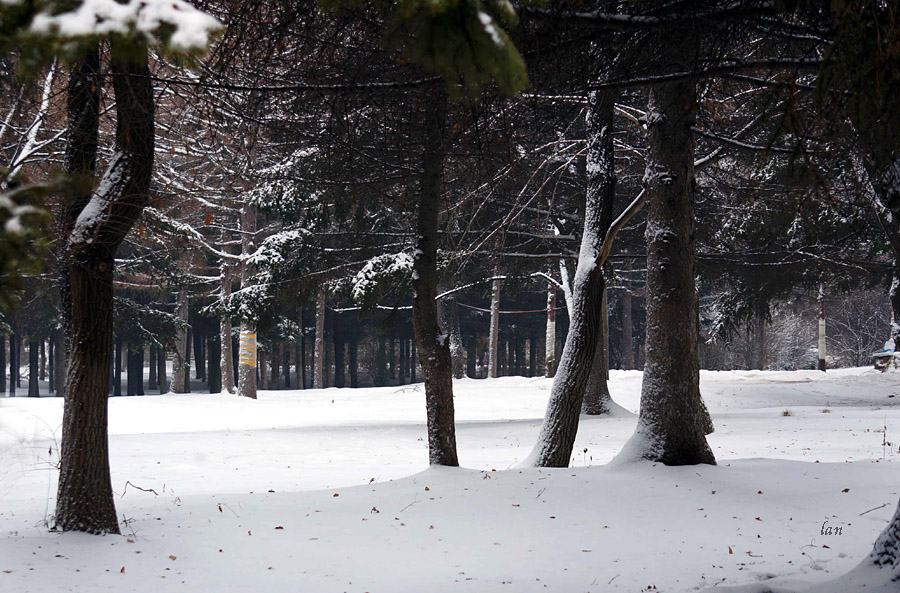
[274,526,284,530]
[841,488,850,493]
[728,547,733,554]
[120,567,125,574]
[333,493,339,498]
[168,555,177,561]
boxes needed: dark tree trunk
[299,330,306,389]
[114,336,122,396]
[184,327,192,392]
[398,335,407,385]
[54,331,66,397]
[40,340,46,381]
[582,286,612,415]
[442,295,466,379]
[622,49,715,466]
[138,347,145,395]
[410,339,417,383]
[334,332,345,388]
[47,337,53,391]
[529,89,617,467]
[389,332,397,382]
[148,345,157,390]
[621,284,634,370]
[349,333,358,388]
[208,335,221,393]
[56,42,155,534]
[411,83,458,466]
[127,346,136,396]
[8,333,15,396]
[28,337,39,397]
[157,346,167,394]
[375,335,387,386]
[0,335,6,394]
[194,326,205,382]
[529,335,537,377]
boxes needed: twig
[400,495,419,513]
[860,503,890,516]
[122,481,159,498]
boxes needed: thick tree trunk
[194,326,205,382]
[582,285,612,415]
[617,59,715,466]
[221,317,235,394]
[349,333,358,388]
[488,277,501,378]
[39,340,46,381]
[56,42,154,533]
[411,83,458,466]
[314,291,325,389]
[208,335,221,393]
[238,203,258,399]
[28,337,39,397]
[527,89,617,467]
[137,347,145,395]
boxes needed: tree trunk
[375,335,387,386]
[157,346,167,394]
[527,89,617,467]
[56,41,155,533]
[411,83,458,466]
[617,56,715,466]
[0,334,6,394]
[756,309,767,370]
[208,335,221,393]
[582,285,612,415]
[349,333,358,388]
[54,331,66,397]
[39,340,46,381]
[389,332,397,382]
[867,496,900,580]
[488,276,501,378]
[172,292,189,393]
[466,337,476,378]
[545,287,556,378]
[238,203,258,399]
[194,326,205,382]
[818,283,827,371]
[410,339,417,383]
[621,285,634,370]
[9,332,16,396]
[334,331,345,388]
[28,337,39,397]
[314,291,325,389]
[148,345,157,390]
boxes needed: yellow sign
[239,332,258,368]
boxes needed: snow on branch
[30,0,221,52]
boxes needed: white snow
[1,368,899,592]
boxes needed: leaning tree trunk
[411,83,458,466]
[56,42,155,533]
[616,53,715,467]
[314,291,325,389]
[172,292,189,393]
[582,285,612,414]
[238,203,258,400]
[527,89,617,467]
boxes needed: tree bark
[172,292,189,393]
[39,340,46,381]
[238,203,258,399]
[157,345,167,394]
[0,334,6,394]
[527,89,617,467]
[349,332,358,388]
[8,332,14,396]
[56,41,155,533]
[545,287,556,378]
[582,285,612,415]
[54,331,66,397]
[621,285,634,370]
[411,83,458,466]
[442,295,466,379]
[488,276,501,378]
[114,336,122,396]
[28,337,39,397]
[818,284,827,371]
[314,291,325,389]
[148,345,157,390]
[618,54,715,466]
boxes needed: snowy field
[1,368,899,592]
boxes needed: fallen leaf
[274,526,284,530]
[168,555,177,561]
[841,488,850,493]
[333,493,339,498]
[728,547,733,554]
[120,567,125,574]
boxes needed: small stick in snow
[122,481,159,498]
[400,496,419,513]
[859,503,890,516]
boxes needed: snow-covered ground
[1,368,898,592]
